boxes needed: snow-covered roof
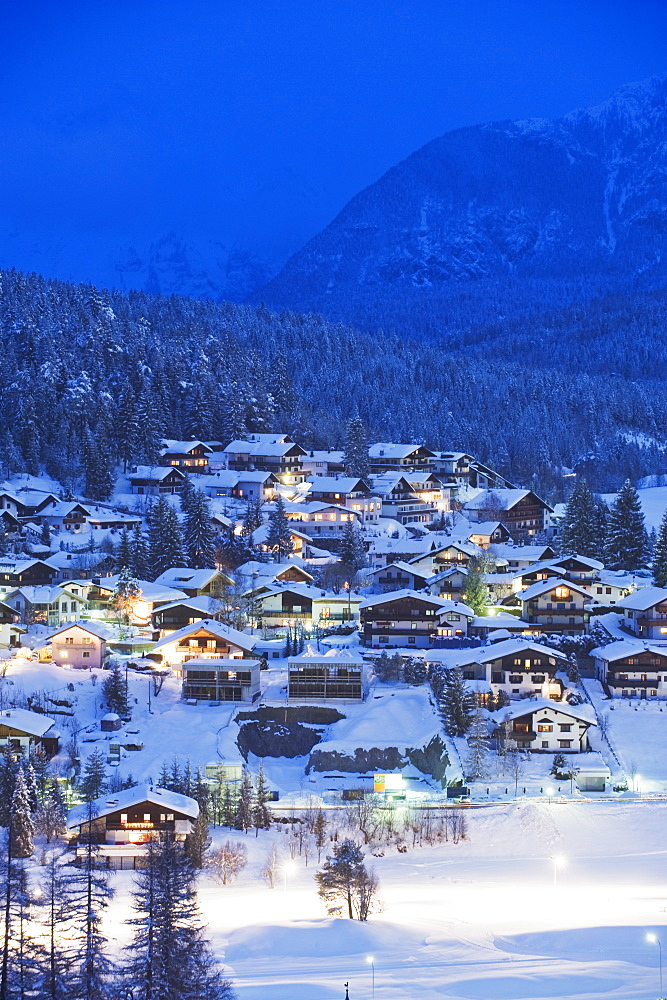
[306,476,371,494]
[67,784,199,830]
[12,557,60,573]
[6,585,86,604]
[425,638,567,667]
[129,465,185,481]
[154,567,232,590]
[95,575,188,604]
[152,595,226,616]
[369,443,433,459]
[151,618,256,652]
[0,708,56,738]
[471,614,532,629]
[236,470,279,483]
[464,521,506,535]
[427,567,470,584]
[39,501,92,517]
[488,544,555,562]
[435,600,475,618]
[368,561,431,580]
[302,449,344,462]
[359,589,449,610]
[409,540,479,562]
[48,620,110,641]
[160,440,212,455]
[288,645,364,665]
[492,699,596,725]
[465,488,553,512]
[590,639,667,661]
[519,578,592,601]
[617,586,667,611]
[235,561,313,581]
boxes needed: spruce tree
[653,509,667,588]
[116,384,139,472]
[115,527,133,572]
[9,770,33,859]
[267,495,293,560]
[339,519,366,577]
[252,763,272,836]
[438,667,475,737]
[111,567,141,624]
[79,750,107,803]
[465,708,490,780]
[462,558,489,615]
[130,522,150,580]
[343,415,370,480]
[561,479,598,557]
[234,768,253,834]
[102,664,130,717]
[148,496,186,578]
[183,490,216,568]
[605,479,648,570]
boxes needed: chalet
[0,709,59,756]
[153,567,233,599]
[288,647,365,702]
[367,538,434,570]
[408,541,480,576]
[433,600,475,638]
[223,434,307,485]
[252,583,361,629]
[462,521,513,549]
[150,619,256,671]
[487,543,557,574]
[359,590,448,648]
[35,501,90,532]
[0,490,60,519]
[519,578,591,633]
[367,562,431,592]
[234,471,280,501]
[0,558,60,592]
[160,439,213,470]
[48,621,109,669]
[404,473,451,513]
[4,585,87,626]
[464,489,553,539]
[283,501,360,547]
[48,550,116,582]
[66,785,199,869]
[0,601,25,649]
[300,450,346,478]
[492,699,596,753]
[616,587,667,640]
[151,596,225,636]
[425,639,567,702]
[372,474,438,525]
[236,560,315,591]
[181,657,261,703]
[591,639,667,698]
[89,577,188,626]
[128,465,186,495]
[516,554,603,590]
[0,509,21,535]
[431,453,514,491]
[368,443,435,475]
[305,477,381,525]
[426,566,469,601]
[250,523,314,557]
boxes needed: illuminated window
[554,586,570,599]
[537,724,552,732]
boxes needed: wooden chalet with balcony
[223,434,307,484]
[464,489,553,539]
[66,785,199,869]
[617,587,667,640]
[129,465,186,495]
[492,699,596,752]
[159,440,213,470]
[426,639,567,702]
[368,443,435,475]
[360,590,447,648]
[150,618,256,672]
[372,474,438,525]
[519,578,591,633]
[591,639,667,698]
[0,708,59,756]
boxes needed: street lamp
[551,854,566,889]
[647,932,664,998]
[366,955,375,999]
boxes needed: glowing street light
[551,854,566,889]
[283,860,296,893]
[647,932,664,998]
[366,955,375,999]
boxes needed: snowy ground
[101,801,667,1000]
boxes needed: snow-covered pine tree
[339,519,366,577]
[180,472,197,515]
[116,384,139,473]
[111,567,141,624]
[9,770,33,859]
[234,768,253,834]
[462,557,489,615]
[183,490,215,569]
[147,496,186,578]
[266,495,293,560]
[464,708,490,780]
[438,666,475,737]
[653,509,667,587]
[252,763,272,836]
[79,750,107,803]
[0,744,18,826]
[605,479,648,570]
[115,528,132,572]
[343,415,370,480]
[561,479,598,557]
[124,833,233,1000]
[403,656,428,685]
[102,664,130,717]
[130,522,150,580]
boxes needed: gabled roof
[96,576,188,604]
[6,585,86,604]
[288,645,364,665]
[160,440,213,455]
[39,501,92,517]
[235,561,314,582]
[151,618,256,652]
[359,589,449,611]
[425,638,567,667]
[12,558,60,574]
[67,784,199,830]
[369,443,434,460]
[488,543,556,562]
[408,540,478,562]
[464,489,553,513]
[519,578,592,601]
[254,582,321,602]
[152,595,225,616]
[590,638,667,661]
[427,566,470,583]
[492,699,596,725]
[617,586,667,612]
[48,620,110,641]
[434,600,475,618]
[306,476,372,494]
[154,567,233,590]
[368,561,431,580]
[129,465,185,481]
[0,708,56,738]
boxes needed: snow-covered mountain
[257,77,667,333]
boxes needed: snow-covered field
[104,800,667,999]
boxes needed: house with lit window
[426,639,567,702]
[181,658,261,703]
[408,541,480,576]
[0,708,59,756]
[433,600,475,638]
[159,439,213,470]
[48,621,109,669]
[283,501,361,547]
[305,477,381,525]
[153,567,233,599]
[67,785,199,869]
[463,489,553,539]
[150,618,256,672]
[367,562,431,592]
[591,639,667,698]
[5,585,87,626]
[288,647,365,701]
[519,578,591,633]
[372,474,438,525]
[300,450,346,478]
[426,566,469,601]
[151,596,226,637]
[368,443,435,475]
[252,583,361,630]
[128,465,186,495]
[616,587,667,640]
[223,434,306,484]
[88,576,188,626]
[0,601,25,649]
[492,699,596,752]
[359,590,448,648]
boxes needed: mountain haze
[257,77,667,338]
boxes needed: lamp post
[366,955,375,999]
[551,854,566,889]
[647,932,664,998]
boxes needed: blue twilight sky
[1,0,665,290]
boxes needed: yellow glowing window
[554,586,570,599]
[314,514,323,521]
